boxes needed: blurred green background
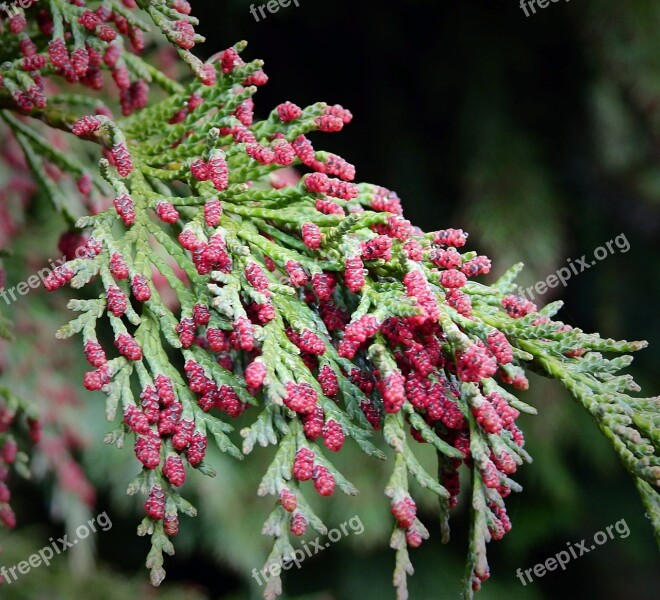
[1,0,659,598]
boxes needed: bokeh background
[1,0,659,598]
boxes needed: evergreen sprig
[0,3,657,598]
[0,386,41,530]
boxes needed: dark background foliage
[186,0,660,598]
